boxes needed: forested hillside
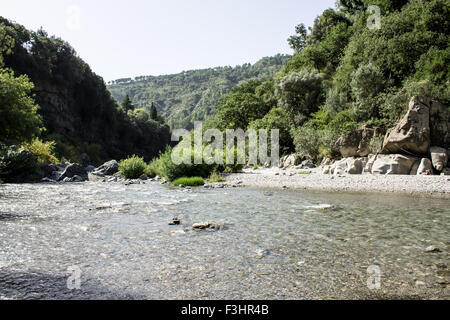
[0,17,171,164]
[108,55,290,129]
[203,0,449,160]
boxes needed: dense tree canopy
[0,17,171,163]
[108,55,290,130]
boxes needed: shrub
[145,158,163,178]
[154,145,243,181]
[173,177,205,187]
[20,139,59,164]
[207,171,226,183]
[0,147,38,183]
[118,155,147,179]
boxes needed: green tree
[121,94,134,112]
[0,69,42,144]
[150,102,158,120]
[276,69,324,125]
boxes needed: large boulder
[382,96,431,155]
[327,157,368,175]
[58,163,88,181]
[417,158,433,175]
[93,160,119,176]
[279,154,302,168]
[430,146,448,172]
[429,100,450,149]
[371,154,418,175]
[335,126,383,158]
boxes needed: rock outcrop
[381,96,431,155]
[430,146,448,172]
[429,100,450,148]
[335,126,383,158]
[371,154,418,175]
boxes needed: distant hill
[107,54,291,129]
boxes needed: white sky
[1,0,336,81]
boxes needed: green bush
[0,147,38,183]
[118,155,147,179]
[173,177,205,187]
[207,171,226,183]
[20,139,59,164]
[154,145,243,181]
[144,157,163,178]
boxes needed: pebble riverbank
[218,167,450,199]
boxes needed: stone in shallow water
[425,246,441,253]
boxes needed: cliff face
[0,17,171,163]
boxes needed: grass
[207,171,226,183]
[298,171,312,175]
[173,177,205,187]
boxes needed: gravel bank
[224,167,450,199]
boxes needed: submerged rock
[425,246,441,253]
[169,218,181,226]
[192,221,225,231]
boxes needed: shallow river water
[0,182,448,300]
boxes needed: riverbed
[0,181,448,299]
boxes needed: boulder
[371,154,418,175]
[37,163,59,179]
[409,160,420,175]
[382,96,431,155]
[364,155,377,173]
[335,126,383,158]
[430,146,448,172]
[300,159,316,169]
[327,157,367,175]
[429,100,450,148]
[58,163,88,181]
[93,160,118,176]
[346,158,366,175]
[417,158,433,175]
[280,154,302,168]
[85,165,96,172]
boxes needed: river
[0,182,448,299]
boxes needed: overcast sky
[1,0,336,81]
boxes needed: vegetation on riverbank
[202,0,450,163]
[173,177,205,187]
[0,17,171,166]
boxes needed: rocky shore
[221,167,450,198]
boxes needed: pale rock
[382,96,431,155]
[371,154,418,175]
[430,146,448,172]
[417,158,433,175]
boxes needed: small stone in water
[169,218,181,226]
[425,246,441,253]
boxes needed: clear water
[0,182,448,300]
